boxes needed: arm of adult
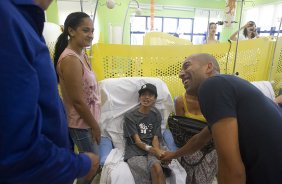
[198,75,248,184]
[59,56,101,144]
[161,95,211,161]
[161,127,211,161]
[229,23,248,41]
[211,117,246,184]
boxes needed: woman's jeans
[69,128,99,184]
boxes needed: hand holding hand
[150,147,165,159]
[156,148,166,159]
[160,151,175,162]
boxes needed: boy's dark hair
[138,83,158,97]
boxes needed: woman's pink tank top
[57,48,100,129]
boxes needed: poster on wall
[224,0,236,27]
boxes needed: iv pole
[232,0,245,75]
[268,17,282,82]
[89,0,100,66]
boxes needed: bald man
[162,53,282,184]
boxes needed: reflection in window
[259,5,274,31]
[131,17,146,32]
[130,16,194,45]
[163,18,178,33]
[244,2,282,37]
[179,34,192,41]
[129,14,223,45]
[147,17,162,32]
[179,19,193,33]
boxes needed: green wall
[46,0,59,24]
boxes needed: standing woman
[206,22,219,44]
[229,21,259,41]
[53,12,100,184]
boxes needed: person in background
[0,1,98,184]
[161,60,218,184]
[206,22,219,44]
[123,83,167,184]
[53,12,101,184]
[163,53,282,184]
[229,21,259,41]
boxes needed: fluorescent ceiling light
[129,3,195,12]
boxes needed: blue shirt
[0,1,91,183]
[199,75,282,184]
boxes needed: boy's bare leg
[151,163,165,184]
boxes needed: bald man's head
[179,53,220,96]
[189,53,220,74]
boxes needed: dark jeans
[69,128,99,184]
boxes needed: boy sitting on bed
[123,83,167,184]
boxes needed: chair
[98,77,186,184]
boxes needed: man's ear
[205,62,214,74]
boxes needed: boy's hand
[150,147,165,159]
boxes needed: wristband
[145,145,152,151]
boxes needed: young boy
[123,83,166,184]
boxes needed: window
[243,2,282,37]
[147,17,163,31]
[163,18,178,33]
[129,9,224,45]
[193,9,223,44]
[131,17,146,32]
[130,16,194,45]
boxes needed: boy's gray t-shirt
[123,107,162,161]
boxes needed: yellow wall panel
[91,37,282,98]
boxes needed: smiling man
[163,56,219,184]
[186,53,282,184]
[161,53,282,183]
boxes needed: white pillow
[251,81,275,100]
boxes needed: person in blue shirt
[0,1,98,183]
